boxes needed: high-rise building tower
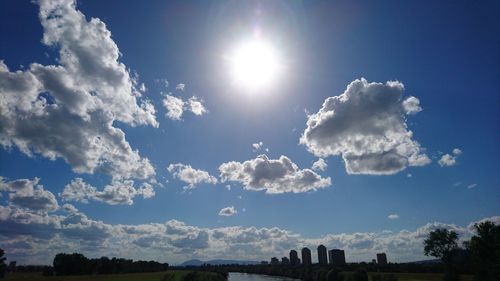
[289,250,299,266]
[301,247,312,265]
[376,253,387,265]
[328,249,346,266]
[317,245,328,265]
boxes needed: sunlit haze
[229,39,281,91]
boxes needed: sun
[229,39,281,90]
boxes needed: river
[228,272,300,281]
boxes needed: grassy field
[3,271,167,281]
[367,272,475,281]
[3,271,476,281]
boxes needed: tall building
[270,257,280,265]
[376,253,387,265]
[301,247,312,265]
[281,257,290,264]
[317,245,328,265]
[290,250,299,266]
[328,249,346,266]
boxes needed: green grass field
[367,272,474,281]
[3,271,475,281]
[3,271,167,281]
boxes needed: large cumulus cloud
[0,0,157,180]
[219,155,331,194]
[301,78,430,175]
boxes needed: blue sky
[0,0,499,265]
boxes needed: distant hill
[179,259,259,266]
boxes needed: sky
[0,0,499,265]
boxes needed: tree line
[423,220,499,281]
[49,253,169,276]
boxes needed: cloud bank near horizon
[1,176,498,265]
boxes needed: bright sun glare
[230,39,281,90]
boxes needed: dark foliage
[0,248,6,278]
[52,252,168,276]
[465,221,500,281]
[424,229,460,281]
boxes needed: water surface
[228,272,300,281]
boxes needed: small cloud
[167,163,217,189]
[162,95,207,120]
[218,206,237,216]
[242,208,246,212]
[453,182,462,187]
[406,173,412,178]
[467,183,477,189]
[312,158,328,172]
[402,96,422,115]
[388,214,399,220]
[438,154,457,167]
[439,148,462,167]
[237,195,242,199]
[176,83,186,91]
[187,96,207,115]
[163,95,184,120]
[225,184,231,191]
[252,141,263,151]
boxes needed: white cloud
[402,96,422,115]
[176,83,185,91]
[300,78,430,175]
[467,183,477,189]
[438,148,462,167]
[388,214,399,220]
[438,154,456,166]
[0,0,157,180]
[312,158,327,171]
[167,164,217,189]
[225,184,231,191]
[252,141,263,151]
[0,177,58,213]
[187,96,207,116]
[162,95,207,120]
[163,95,184,120]
[218,206,237,216]
[219,154,331,194]
[60,178,155,205]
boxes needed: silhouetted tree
[424,229,460,281]
[465,221,500,281]
[53,253,90,275]
[0,248,6,278]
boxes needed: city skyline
[0,0,499,265]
